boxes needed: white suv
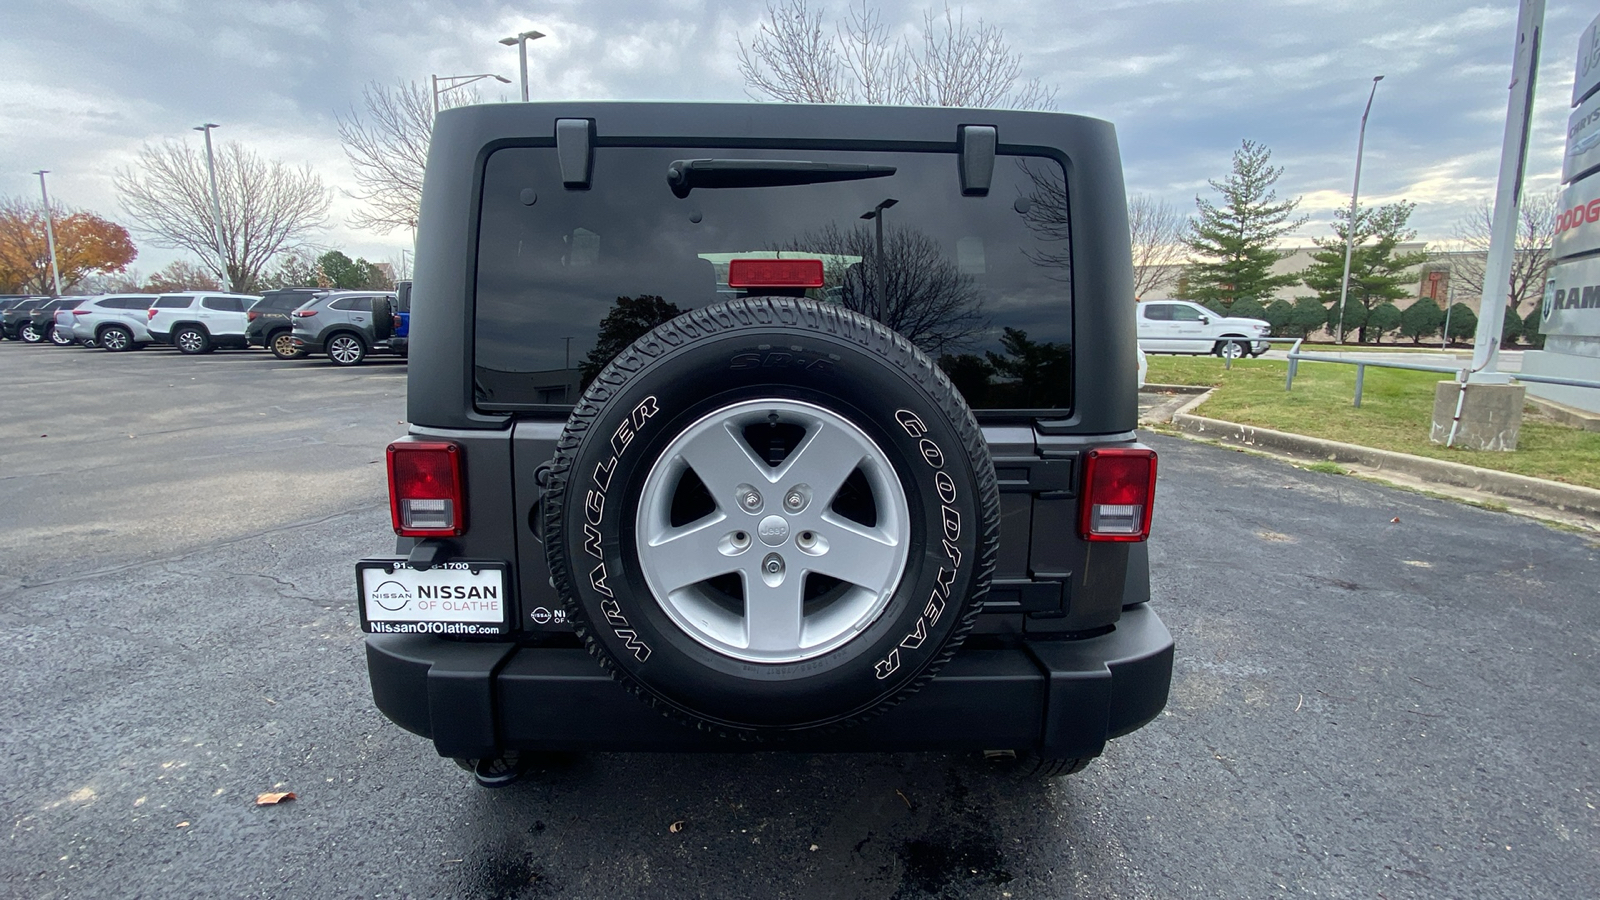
[146,292,260,354]
[1137,299,1270,359]
[64,294,161,351]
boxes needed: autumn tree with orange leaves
[0,196,137,294]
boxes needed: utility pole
[194,123,228,288]
[1335,75,1385,345]
[860,198,898,320]
[31,170,63,296]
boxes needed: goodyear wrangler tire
[544,297,999,738]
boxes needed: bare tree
[336,80,481,235]
[116,140,329,292]
[1439,189,1558,315]
[738,0,1056,110]
[787,221,987,355]
[1127,195,1189,299]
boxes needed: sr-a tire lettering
[580,397,659,659]
[875,408,966,681]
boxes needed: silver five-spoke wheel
[635,399,909,664]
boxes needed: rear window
[255,293,319,312]
[473,146,1073,413]
[155,296,192,309]
[202,296,246,312]
[329,296,373,312]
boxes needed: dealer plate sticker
[357,560,509,636]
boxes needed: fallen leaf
[809,844,819,852]
[255,791,296,806]
[668,820,685,834]
[176,821,190,828]
[1390,517,1401,524]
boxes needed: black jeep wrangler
[359,102,1172,783]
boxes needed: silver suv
[65,294,161,351]
[146,292,260,354]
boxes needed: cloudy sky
[1,0,1593,277]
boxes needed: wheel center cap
[757,515,790,546]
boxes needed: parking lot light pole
[31,170,63,297]
[860,198,898,320]
[431,73,512,117]
[498,30,545,102]
[193,123,227,288]
[1335,75,1384,345]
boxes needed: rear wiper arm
[667,159,895,198]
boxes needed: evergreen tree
[1183,140,1307,309]
[1326,298,1367,335]
[1399,297,1444,344]
[1445,303,1477,344]
[1288,296,1327,338]
[1298,202,1429,343]
[1501,306,1523,347]
[1367,302,1402,343]
[1523,300,1545,349]
[1264,299,1294,336]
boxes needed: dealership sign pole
[1469,0,1545,380]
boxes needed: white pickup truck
[1136,299,1271,359]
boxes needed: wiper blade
[667,159,895,198]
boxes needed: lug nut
[765,558,782,574]
[782,484,811,513]
[737,486,762,512]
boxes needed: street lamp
[860,198,898,320]
[498,30,546,103]
[431,73,512,117]
[193,123,227,286]
[30,170,63,297]
[1335,75,1384,345]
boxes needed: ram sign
[1539,255,1600,338]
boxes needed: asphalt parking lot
[2,342,1596,899]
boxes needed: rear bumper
[365,603,1173,760]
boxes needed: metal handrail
[1280,341,1600,407]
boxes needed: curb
[1161,390,1600,521]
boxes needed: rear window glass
[202,297,244,312]
[329,296,373,312]
[110,296,152,309]
[256,293,318,312]
[473,146,1073,412]
[155,296,191,309]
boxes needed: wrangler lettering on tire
[544,297,999,738]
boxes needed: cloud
[3,0,1597,272]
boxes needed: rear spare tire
[544,297,999,739]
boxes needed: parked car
[1,298,49,340]
[286,290,398,366]
[1136,299,1270,358]
[146,292,261,354]
[248,288,324,359]
[44,298,95,346]
[65,294,162,351]
[18,298,78,344]
[358,101,1171,786]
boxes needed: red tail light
[728,258,825,289]
[387,441,464,537]
[247,310,259,321]
[1079,447,1157,542]
[294,309,318,317]
[72,309,90,315]
[147,309,158,320]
